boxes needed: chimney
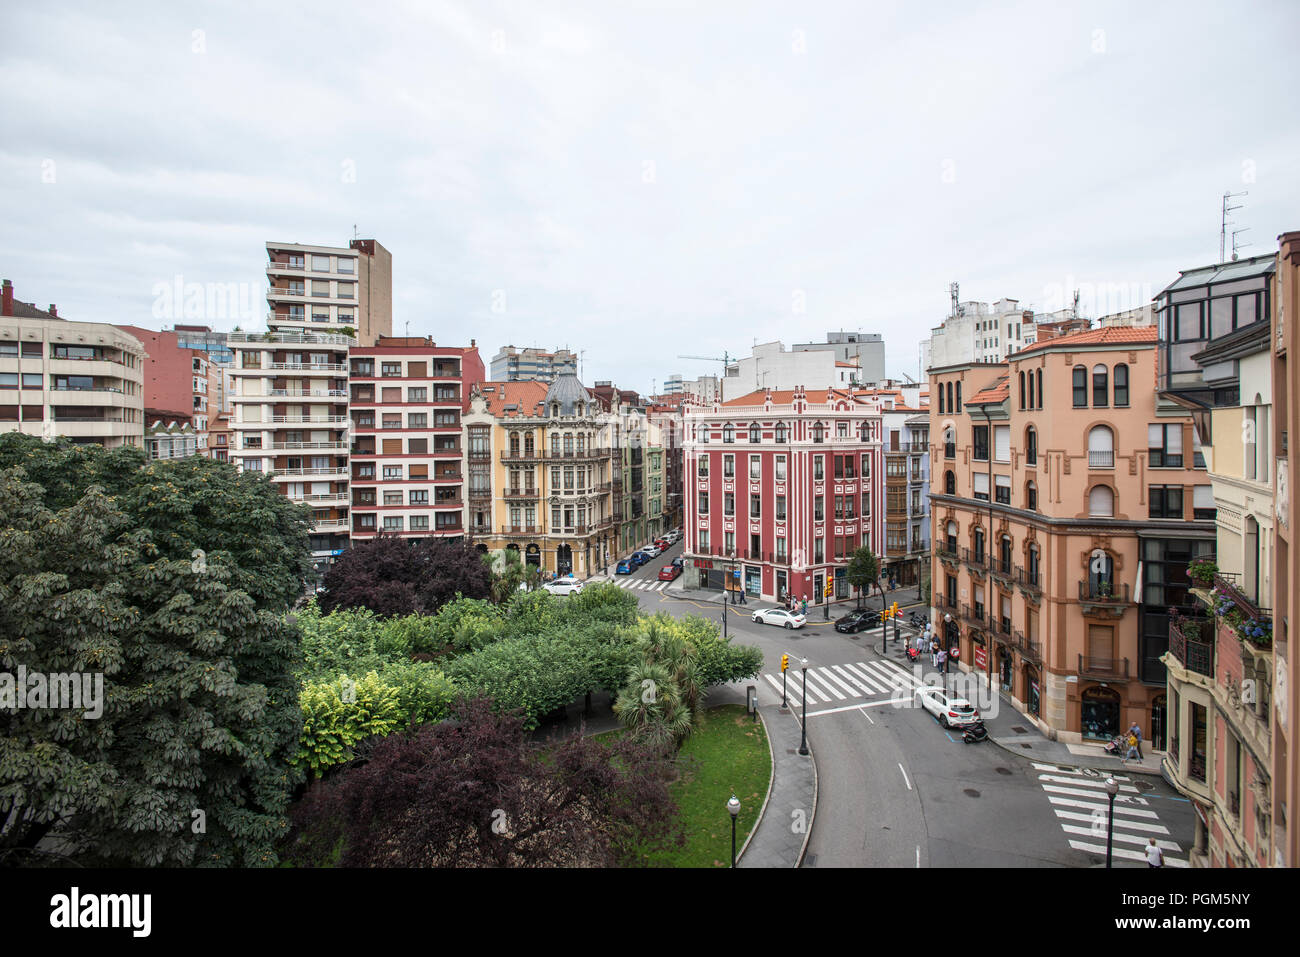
[48,304,57,317]
[2,280,12,316]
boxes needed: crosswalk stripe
[1043,784,1148,802]
[1052,809,1170,834]
[1037,774,1140,794]
[871,658,924,688]
[1059,824,1181,851]
[763,674,791,702]
[1066,839,1189,867]
[862,660,917,693]
[840,662,890,694]
[803,670,844,701]
[1043,796,1160,819]
[816,668,858,697]
[830,664,877,697]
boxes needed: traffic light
[781,654,789,673]
[892,601,899,618]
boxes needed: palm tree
[613,661,692,755]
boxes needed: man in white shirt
[1146,838,1163,867]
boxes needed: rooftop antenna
[949,281,960,319]
[1232,227,1252,261]
[1221,191,1247,263]
[353,224,358,240]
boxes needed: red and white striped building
[681,386,884,604]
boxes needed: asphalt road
[605,541,1196,868]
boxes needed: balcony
[270,467,348,480]
[1211,571,1273,648]
[468,487,492,501]
[937,543,959,567]
[1078,579,1129,611]
[1168,619,1215,678]
[961,603,986,628]
[1013,630,1041,662]
[271,415,348,424]
[504,487,540,499]
[1015,565,1041,594]
[500,449,543,463]
[1078,654,1130,680]
[962,547,987,572]
[1087,450,1114,469]
[501,525,541,535]
[311,518,349,531]
[269,389,347,398]
[228,331,354,346]
[267,362,347,373]
[270,440,348,451]
[990,559,1015,586]
[467,449,492,461]
[288,492,349,506]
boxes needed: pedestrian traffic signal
[781,654,789,673]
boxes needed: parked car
[751,608,807,630]
[662,530,679,545]
[658,564,682,581]
[653,538,670,551]
[543,578,585,597]
[914,687,980,728]
[616,559,635,575]
[630,551,650,566]
[642,544,662,558]
[834,609,881,633]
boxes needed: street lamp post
[727,794,741,867]
[1105,777,1119,868]
[798,661,809,755]
[944,613,954,694]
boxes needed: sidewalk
[738,702,817,868]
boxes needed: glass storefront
[1081,685,1121,741]
[1025,665,1040,716]
[745,565,761,597]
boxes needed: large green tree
[0,435,312,866]
[846,546,881,610]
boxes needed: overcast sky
[3,1,1298,392]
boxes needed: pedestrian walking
[1128,721,1144,759]
[937,648,947,672]
[739,589,747,605]
[1125,731,1140,763]
[801,598,807,616]
[1146,838,1164,868]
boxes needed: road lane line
[858,706,874,725]
[898,763,912,790]
[763,674,789,703]
[832,664,876,697]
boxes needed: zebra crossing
[760,656,922,709]
[1032,763,1189,867]
[610,577,671,592]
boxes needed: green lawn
[632,703,772,868]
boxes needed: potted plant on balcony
[1187,557,1218,587]
[261,330,275,341]
[1097,579,1112,599]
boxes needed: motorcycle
[962,720,988,744]
[908,612,927,629]
[905,644,920,662]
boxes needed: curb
[795,710,818,868]
[984,730,1168,778]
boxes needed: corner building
[682,387,883,604]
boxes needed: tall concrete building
[489,346,578,382]
[720,341,863,401]
[792,332,886,385]
[228,239,393,578]
[927,297,1088,368]
[1,280,145,448]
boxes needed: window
[1026,481,1037,511]
[775,456,787,482]
[409,490,428,505]
[1036,369,1043,409]
[383,516,404,531]
[1088,484,1114,517]
[724,492,735,516]
[1113,364,1129,407]
[775,422,788,443]
[776,496,787,521]
[749,423,760,443]
[812,422,824,443]
[750,494,761,519]
[995,474,1011,505]
[1019,371,1026,409]
[994,425,1010,463]
[1072,366,1087,407]
[1148,423,1183,468]
[723,424,734,443]
[814,456,824,481]
[410,515,429,531]
[1088,426,1114,469]
[1193,485,1215,520]
[723,454,735,477]
[1150,485,1184,519]
[973,473,989,501]
[698,491,709,514]
[408,386,427,402]
[944,427,955,459]
[338,257,354,274]
[814,495,824,521]
[814,538,824,563]
[944,470,955,495]
[955,382,962,412]
[698,424,709,443]
[1025,426,1037,466]
[383,465,403,480]
[945,521,958,554]
[384,490,403,506]
[750,455,761,480]
[311,255,331,271]
[1092,364,1108,407]
[698,456,709,477]
[973,426,989,461]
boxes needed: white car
[663,530,681,544]
[642,544,662,558]
[914,687,981,727]
[542,577,584,597]
[752,608,807,630]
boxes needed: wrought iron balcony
[1079,654,1130,680]
[1015,566,1041,594]
[1078,580,1129,603]
[1168,619,1215,678]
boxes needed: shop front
[1080,684,1121,741]
[1024,663,1041,717]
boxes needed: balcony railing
[501,525,541,535]
[1015,566,1041,593]
[504,487,539,498]
[501,450,543,462]
[267,362,347,373]
[962,547,987,570]
[271,415,348,424]
[1078,580,1130,603]
[270,441,348,451]
[1087,450,1114,469]
[468,450,492,461]
[1168,620,1215,678]
[269,389,347,398]
[1079,654,1130,680]
[1212,571,1271,624]
[228,331,354,346]
[271,467,348,479]
[961,603,986,627]
[1013,629,1041,661]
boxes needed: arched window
[956,381,962,412]
[938,384,945,414]
[1036,369,1043,409]
[1072,366,1087,407]
[999,535,1013,574]
[524,432,534,454]
[1019,371,1026,409]
[1026,480,1037,511]
[1088,425,1114,469]
[1113,364,1129,407]
[859,421,870,441]
[1027,544,1040,583]
[944,470,956,495]
[1088,484,1115,517]
[723,424,734,444]
[1025,426,1037,466]
[973,526,985,559]
[812,422,825,443]
[551,402,559,418]
[1092,364,1109,407]
[509,432,520,455]
[946,382,954,413]
[749,423,761,443]
[946,521,958,554]
[775,422,788,444]
[1089,551,1115,594]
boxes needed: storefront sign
[973,646,986,670]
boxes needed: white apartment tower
[227,240,392,578]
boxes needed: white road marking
[858,706,874,725]
[1052,809,1170,834]
[1042,796,1160,819]
[898,763,912,790]
[1066,839,1189,867]
[802,670,842,701]
[1060,824,1181,851]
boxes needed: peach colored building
[929,327,1214,744]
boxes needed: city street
[603,540,1196,868]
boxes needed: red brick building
[117,325,220,454]
[682,386,883,604]
[347,336,485,540]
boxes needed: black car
[834,609,881,633]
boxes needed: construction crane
[677,351,738,377]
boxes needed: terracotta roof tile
[1015,326,1157,356]
[479,380,548,418]
[966,375,1011,405]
